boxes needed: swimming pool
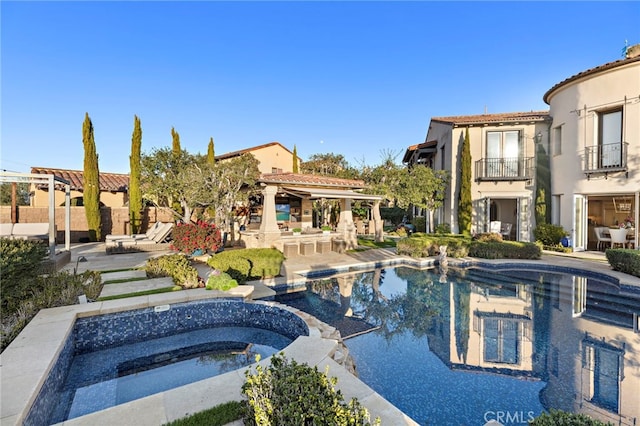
[278,265,640,426]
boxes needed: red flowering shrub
[170,221,222,254]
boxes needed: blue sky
[2,1,639,174]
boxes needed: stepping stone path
[101,270,147,284]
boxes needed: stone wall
[0,206,174,242]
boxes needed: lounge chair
[105,222,164,241]
[106,222,174,254]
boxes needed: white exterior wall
[428,122,455,231]
[547,60,640,248]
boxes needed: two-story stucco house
[543,47,640,251]
[405,111,551,241]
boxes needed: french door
[573,195,587,251]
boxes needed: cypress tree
[457,128,472,235]
[292,145,299,173]
[129,115,143,234]
[535,140,551,225]
[82,113,101,241]
[207,137,215,166]
[171,127,181,157]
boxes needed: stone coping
[0,287,418,426]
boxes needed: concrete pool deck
[1,243,639,425]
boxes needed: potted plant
[292,227,302,236]
[321,225,332,235]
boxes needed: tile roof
[30,167,129,192]
[431,111,550,126]
[215,141,292,161]
[543,55,640,104]
[259,172,365,189]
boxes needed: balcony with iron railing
[474,157,534,181]
[584,142,628,178]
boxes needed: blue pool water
[28,299,309,425]
[60,327,286,421]
[278,266,640,426]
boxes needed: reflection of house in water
[430,269,536,375]
[541,273,639,426]
[425,269,639,426]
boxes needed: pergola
[240,173,384,251]
[0,171,71,257]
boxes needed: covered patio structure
[0,171,72,269]
[239,173,383,254]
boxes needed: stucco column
[336,198,357,249]
[260,185,280,234]
[337,275,354,317]
[372,200,383,242]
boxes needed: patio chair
[489,221,501,234]
[609,228,628,249]
[500,223,512,240]
[593,227,611,251]
[626,228,636,249]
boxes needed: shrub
[533,223,567,246]
[605,248,640,277]
[530,409,610,425]
[1,270,102,351]
[0,238,48,310]
[412,217,426,233]
[468,241,542,259]
[434,223,451,234]
[242,353,379,426]
[207,248,284,283]
[396,235,469,258]
[473,232,503,242]
[206,271,238,291]
[207,251,251,283]
[145,254,200,288]
[170,221,222,255]
[245,248,285,278]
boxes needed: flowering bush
[170,221,222,254]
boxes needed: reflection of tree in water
[310,279,342,304]
[348,267,446,341]
[196,343,257,372]
[453,281,470,365]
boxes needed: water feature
[277,266,640,426]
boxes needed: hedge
[207,248,285,284]
[468,241,542,260]
[396,235,469,258]
[396,235,542,260]
[605,248,640,278]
